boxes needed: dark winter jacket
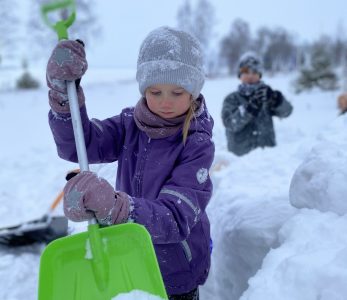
[48,95,214,296]
[222,86,292,156]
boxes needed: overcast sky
[84,0,347,68]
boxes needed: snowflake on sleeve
[196,168,208,184]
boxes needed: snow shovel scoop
[0,191,68,246]
[39,1,168,299]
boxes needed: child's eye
[150,91,161,96]
[173,91,184,96]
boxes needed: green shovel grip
[41,0,76,40]
[88,223,109,291]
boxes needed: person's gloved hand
[46,39,88,114]
[253,85,274,103]
[63,171,130,225]
[268,90,284,109]
[246,95,263,116]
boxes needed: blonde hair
[182,99,198,145]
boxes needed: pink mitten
[63,171,130,225]
[46,40,88,113]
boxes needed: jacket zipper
[136,137,151,196]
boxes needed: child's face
[145,84,192,119]
[240,71,261,84]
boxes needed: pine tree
[16,59,40,90]
[295,39,339,93]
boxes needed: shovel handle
[40,0,96,225]
[41,0,76,40]
[66,81,89,172]
[49,191,64,211]
[41,2,106,293]
[66,82,97,226]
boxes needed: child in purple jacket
[46,26,214,300]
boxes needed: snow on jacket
[222,90,292,156]
[48,95,215,295]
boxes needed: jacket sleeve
[221,93,255,133]
[130,134,215,244]
[48,105,126,163]
[270,91,293,118]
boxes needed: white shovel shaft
[66,81,89,172]
[66,81,97,225]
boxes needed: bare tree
[332,22,347,67]
[176,0,216,75]
[333,38,346,66]
[176,0,215,50]
[220,19,252,74]
[343,58,347,91]
[194,0,216,76]
[265,28,297,72]
[176,0,193,35]
[193,0,215,50]
[0,0,19,66]
[252,26,298,73]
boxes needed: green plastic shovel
[39,1,168,299]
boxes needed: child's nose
[160,95,174,104]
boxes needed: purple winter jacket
[48,95,215,295]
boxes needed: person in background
[45,26,214,300]
[221,52,293,156]
[337,92,347,115]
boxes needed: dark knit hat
[136,26,205,100]
[238,52,263,78]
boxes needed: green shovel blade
[38,223,168,300]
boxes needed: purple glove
[46,40,88,113]
[63,171,130,225]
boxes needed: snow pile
[241,209,347,300]
[203,145,298,300]
[112,290,165,300]
[239,114,347,300]
[289,115,347,215]
[206,193,296,300]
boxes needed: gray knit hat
[238,52,263,78]
[136,26,205,100]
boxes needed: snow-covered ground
[0,68,346,300]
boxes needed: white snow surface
[0,69,346,300]
[112,290,164,300]
[289,117,347,215]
